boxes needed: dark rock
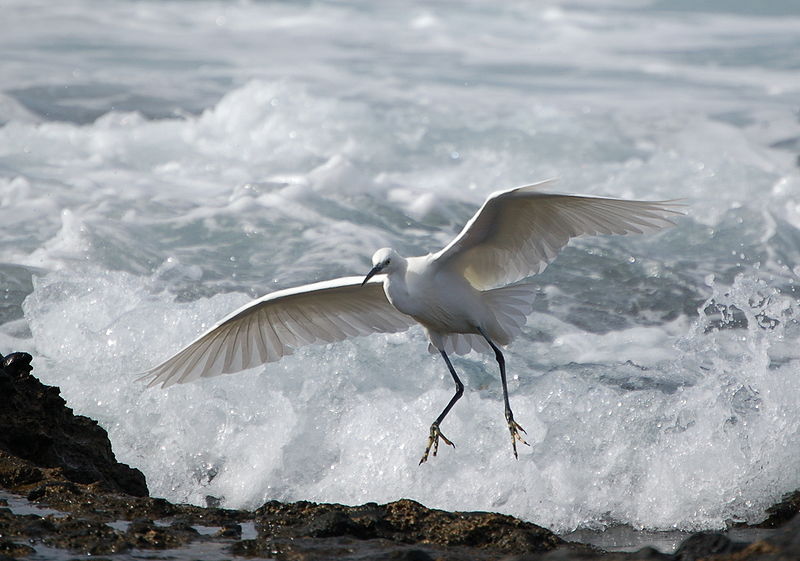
[215,522,242,539]
[1,352,32,376]
[304,507,379,539]
[229,539,262,556]
[628,546,674,560]
[673,532,740,560]
[41,515,130,555]
[524,546,672,561]
[762,512,800,550]
[125,518,195,549]
[759,490,800,528]
[0,539,35,558]
[0,452,44,487]
[231,535,459,561]
[0,483,250,557]
[373,549,436,561]
[27,480,82,502]
[691,514,800,560]
[0,351,147,496]
[22,480,247,527]
[248,497,563,559]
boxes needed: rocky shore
[1,351,798,561]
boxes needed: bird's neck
[383,256,423,316]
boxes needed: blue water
[1,0,799,534]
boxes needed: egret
[140,180,682,463]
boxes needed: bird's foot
[505,411,529,459]
[419,422,455,464]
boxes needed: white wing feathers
[433,181,683,289]
[139,277,415,388]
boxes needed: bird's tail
[426,282,537,356]
[482,281,537,345]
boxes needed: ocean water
[1,0,799,536]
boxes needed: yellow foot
[507,414,529,459]
[419,422,455,464]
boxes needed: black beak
[361,265,381,287]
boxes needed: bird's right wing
[433,180,683,289]
[139,277,415,389]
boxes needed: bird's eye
[386,258,391,265]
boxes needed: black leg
[477,328,529,458]
[419,350,464,464]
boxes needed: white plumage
[434,183,676,289]
[140,179,682,462]
[141,277,415,388]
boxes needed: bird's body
[384,253,484,340]
[384,254,531,353]
[141,180,682,462]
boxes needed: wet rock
[0,484,251,557]
[377,549,435,561]
[125,517,197,549]
[0,351,147,497]
[759,490,800,528]
[521,547,674,561]
[1,352,32,376]
[241,498,565,559]
[687,514,800,560]
[0,505,52,541]
[232,535,474,561]
[758,512,800,552]
[0,538,35,558]
[628,546,674,560]
[215,522,243,539]
[27,480,83,502]
[22,476,248,527]
[673,532,740,561]
[41,515,130,555]
[264,498,561,551]
[0,452,44,488]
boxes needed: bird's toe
[506,417,529,459]
[419,422,455,464]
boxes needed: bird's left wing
[432,180,683,290]
[139,277,415,389]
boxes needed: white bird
[140,180,682,463]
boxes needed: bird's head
[362,247,401,286]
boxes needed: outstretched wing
[433,179,683,289]
[139,277,415,388]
